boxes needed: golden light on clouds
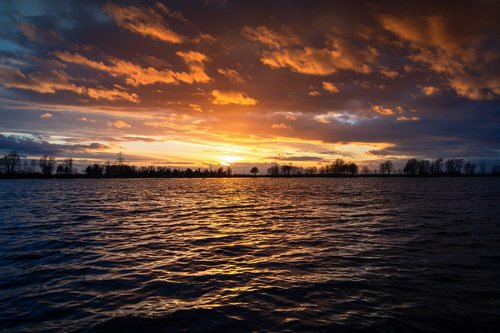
[0,1,498,169]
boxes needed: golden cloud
[271,123,292,130]
[397,116,421,122]
[381,15,499,100]
[108,120,132,128]
[420,85,440,96]
[244,26,378,75]
[0,67,138,103]
[211,90,257,106]
[371,105,394,116]
[40,112,53,119]
[241,25,302,48]
[380,68,399,79]
[217,68,245,83]
[322,81,339,93]
[54,51,211,86]
[104,2,185,43]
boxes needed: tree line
[1,151,499,178]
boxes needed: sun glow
[219,155,241,165]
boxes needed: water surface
[1,178,499,332]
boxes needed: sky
[0,0,499,172]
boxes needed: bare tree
[463,161,477,175]
[379,161,394,175]
[0,151,20,175]
[39,155,55,176]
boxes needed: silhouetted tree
[361,166,370,175]
[267,163,280,176]
[56,158,74,175]
[305,166,317,175]
[347,162,358,175]
[445,158,464,175]
[250,166,259,176]
[0,151,21,175]
[417,160,431,176]
[39,155,55,176]
[478,161,487,175]
[430,158,443,174]
[85,164,104,177]
[281,164,292,176]
[403,158,419,175]
[463,161,477,175]
[379,161,394,175]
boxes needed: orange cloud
[371,105,394,116]
[322,81,339,93]
[381,15,499,100]
[244,26,378,75]
[86,88,139,103]
[108,120,132,128]
[0,67,138,103]
[380,68,399,78]
[397,116,421,122]
[211,90,257,106]
[241,25,302,48]
[54,51,211,86]
[271,123,291,130]
[40,112,53,119]
[421,85,440,96]
[104,2,185,43]
[217,68,245,82]
[189,104,203,112]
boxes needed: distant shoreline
[1,174,498,180]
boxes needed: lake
[1,178,499,332]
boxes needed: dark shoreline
[1,174,498,179]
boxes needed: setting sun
[219,155,241,166]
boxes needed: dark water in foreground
[1,178,499,332]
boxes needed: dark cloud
[0,134,108,156]
[272,155,325,162]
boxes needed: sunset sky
[1,0,499,171]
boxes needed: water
[0,178,499,332]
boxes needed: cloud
[397,116,421,122]
[211,90,257,106]
[381,15,500,100]
[271,123,291,130]
[0,67,139,103]
[243,26,378,75]
[313,112,359,125]
[104,2,186,43]
[217,68,245,82]
[0,134,108,156]
[308,90,321,96]
[371,105,394,116]
[79,117,96,123]
[86,88,139,103]
[54,51,211,86]
[274,155,324,161]
[380,68,399,79]
[108,120,132,128]
[40,112,53,119]
[18,22,61,43]
[189,104,203,112]
[241,26,302,49]
[322,81,339,93]
[420,85,440,96]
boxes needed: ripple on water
[1,177,500,332]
